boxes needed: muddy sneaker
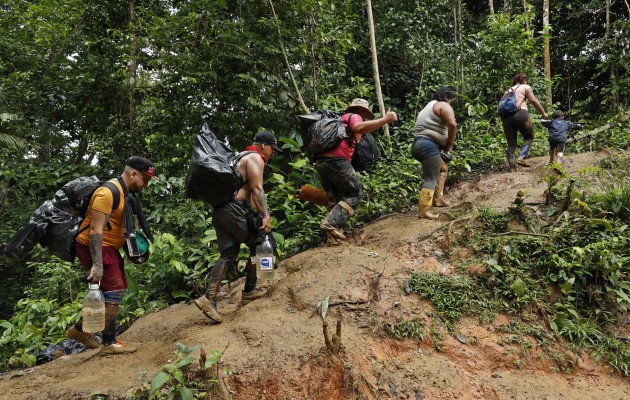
[193,295,223,323]
[326,232,343,246]
[242,288,267,302]
[516,157,530,167]
[99,340,137,355]
[66,325,100,349]
[320,222,346,240]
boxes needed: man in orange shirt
[66,156,157,354]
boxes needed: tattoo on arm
[89,233,104,266]
[257,188,269,216]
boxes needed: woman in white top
[500,73,548,171]
[412,88,457,219]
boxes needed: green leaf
[561,277,575,294]
[175,356,196,368]
[179,386,194,400]
[150,371,170,394]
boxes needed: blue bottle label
[260,257,273,270]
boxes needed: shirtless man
[194,131,280,323]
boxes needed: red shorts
[74,242,127,292]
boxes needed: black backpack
[351,132,381,172]
[5,176,120,262]
[185,123,254,207]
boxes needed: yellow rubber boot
[419,189,439,220]
[433,172,451,207]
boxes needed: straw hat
[345,98,375,120]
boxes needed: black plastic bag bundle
[36,200,81,262]
[52,176,102,215]
[297,110,346,158]
[5,176,101,260]
[185,123,243,207]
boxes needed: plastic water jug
[82,283,105,332]
[256,235,274,279]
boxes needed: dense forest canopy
[0,0,629,373]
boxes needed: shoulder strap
[101,181,121,211]
[77,180,123,235]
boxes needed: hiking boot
[66,325,100,349]
[193,295,223,323]
[516,157,530,167]
[320,222,346,240]
[326,232,343,246]
[242,288,267,302]
[99,340,137,355]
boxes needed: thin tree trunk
[74,131,89,164]
[523,0,530,34]
[489,0,494,16]
[39,120,51,163]
[366,0,390,143]
[128,0,137,135]
[267,0,310,114]
[309,16,318,105]
[456,1,464,91]
[453,4,459,90]
[542,0,552,105]
[606,0,620,109]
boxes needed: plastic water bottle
[82,283,105,332]
[256,235,274,280]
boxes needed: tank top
[414,100,448,146]
[509,84,530,110]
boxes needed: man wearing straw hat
[315,98,397,245]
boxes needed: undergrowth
[396,155,630,376]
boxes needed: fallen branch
[567,110,630,144]
[329,300,369,307]
[491,231,550,238]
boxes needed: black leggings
[502,109,534,147]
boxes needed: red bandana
[244,145,267,163]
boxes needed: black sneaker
[242,288,267,302]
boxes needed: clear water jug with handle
[82,283,105,332]
[255,235,274,280]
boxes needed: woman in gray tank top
[411,88,457,219]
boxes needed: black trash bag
[297,110,347,160]
[52,176,102,215]
[38,201,82,262]
[297,109,342,138]
[4,223,44,259]
[185,123,250,207]
[35,333,102,364]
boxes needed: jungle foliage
[404,156,630,375]
[1,0,629,372]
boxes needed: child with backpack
[541,110,583,165]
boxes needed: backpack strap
[77,180,122,235]
[102,181,122,212]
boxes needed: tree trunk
[606,0,620,110]
[543,0,552,105]
[366,0,390,142]
[489,0,494,16]
[267,0,310,114]
[309,16,318,105]
[128,0,137,135]
[523,0,530,34]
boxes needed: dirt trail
[1,151,629,400]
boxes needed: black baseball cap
[126,156,158,179]
[254,131,282,152]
